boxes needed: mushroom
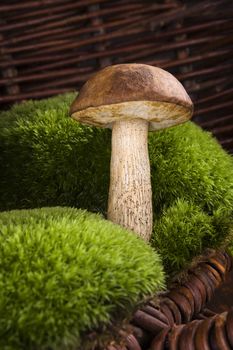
[70,63,193,241]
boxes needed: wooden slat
[0,0,232,153]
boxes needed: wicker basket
[1,2,233,349]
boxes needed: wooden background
[0,0,233,153]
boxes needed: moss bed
[0,207,164,350]
[1,93,233,274]
[0,94,233,349]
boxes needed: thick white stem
[107,119,152,241]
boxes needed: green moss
[149,122,233,216]
[151,199,228,275]
[227,227,233,258]
[0,207,164,350]
[149,123,233,273]
[229,244,233,258]
[1,94,233,274]
[0,93,111,213]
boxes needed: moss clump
[1,94,233,274]
[0,207,164,350]
[152,199,227,275]
[0,93,111,213]
[149,123,233,273]
[149,122,233,216]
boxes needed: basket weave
[105,250,233,350]
[1,3,233,350]
[0,0,233,152]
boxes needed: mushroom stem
[107,118,152,241]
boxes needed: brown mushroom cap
[70,63,193,130]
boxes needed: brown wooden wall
[0,0,233,153]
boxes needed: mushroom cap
[70,63,193,130]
